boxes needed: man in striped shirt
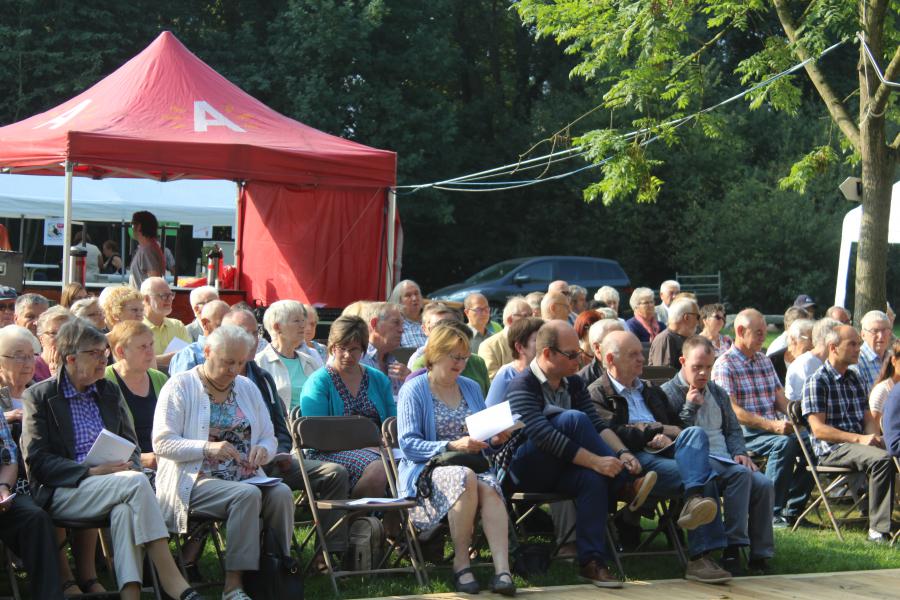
[505,321,656,588]
[712,309,812,528]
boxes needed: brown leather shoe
[619,470,657,511]
[578,560,623,588]
[677,495,717,530]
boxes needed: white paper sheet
[84,428,136,467]
[163,336,190,354]
[241,475,283,487]
[465,401,522,441]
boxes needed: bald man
[711,309,812,529]
[541,291,571,322]
[168,299,231,375]
[464,292,501,352]
[479,296,533,379]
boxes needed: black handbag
[416,451,490,499]
[243,527,303,600]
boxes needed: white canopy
[0,174,236,228]
[834,180,900,307]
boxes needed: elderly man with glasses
[464,292,501,353]
[184,285,218,343]
[649,297,701,369]
[141,277,190,369]
[854,310,893,395]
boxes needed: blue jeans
[743,428,813,518]
[636,426,726,556]
[508,410,627,566]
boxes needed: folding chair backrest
[382,416,399,449]
[642,365,676,384]
[787,400,820,470]
[294,416,382,452]
[288,405,302,425]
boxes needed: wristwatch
[615,448,632,458]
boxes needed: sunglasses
[551,346,581,360]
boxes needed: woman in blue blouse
[485,317,543,407]
[300,315,395,497]
[397,324,515,596]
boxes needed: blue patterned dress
[409,395,502,531]
[200,384,255,481]
[307,366,382,489]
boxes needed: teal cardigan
[299,365,396,422]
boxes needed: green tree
[516,0,900,320]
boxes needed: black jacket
[587,371,678,452]
[246,361,292,455]
[20,371,140,509]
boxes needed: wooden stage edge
[364,568,900,600]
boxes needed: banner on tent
[44,217,65,246]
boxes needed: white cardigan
[255,343,318,413]
[152,367,277,534]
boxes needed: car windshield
[465,258,528,284]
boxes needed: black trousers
[0,493,64,599]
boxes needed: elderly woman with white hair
[389,279,426,348]
[71,297,106,330]
[256,300,318,413]
[154,325,294,600]
[625,287,665,343]
[595,285,628,327]
[34,306,75,382]
[768,318,814,386]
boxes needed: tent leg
[18,215,24,253]
[61,162,74,285]
[385,188,397,300]
[120,220,126,276]
[234,181,243,292]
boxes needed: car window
[466,258,527,284]
[516,260,553,282]
[558,259,626,281]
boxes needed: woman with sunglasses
[699,303,733,358]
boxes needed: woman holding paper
[154,324,294,600]
[20,319,200,600]
[397,323,515,596]
[300,315,395,496]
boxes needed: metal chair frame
[605,497,687,577]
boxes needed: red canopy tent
[0,31,399,305]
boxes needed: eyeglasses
[78,348,110,361]
[333,345,363,357]
[39,330,60,338]
[511,312,532,319]
[636,300,655,306]
[709,314,725,322]
[150,292,175,301]
[550,346,581,360]
[685,313,700,318]
[466,306,489,314]
[449,353,471,363]
[864,327,891,337]
[1,354,35,364]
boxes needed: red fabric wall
[238,182,389,307]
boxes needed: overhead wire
[396,38,846,194]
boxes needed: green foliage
[778,145,839,193]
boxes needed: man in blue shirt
[168,300,230,375]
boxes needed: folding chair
[605,497,687,578]
[172,512,227,590]
[642,365,677,387]
[787,400,867,540]
[293,416,428,595]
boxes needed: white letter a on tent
[194,101,245,133]
[34,99,92,130]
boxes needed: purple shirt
[61,371,104,464]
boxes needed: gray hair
[0,325,40,355]
[36,306,74,336]
[262,300,307,337]
[189,285,219,307]
[502,296,529,323]
[629,287,654,310]
[15,293,48,313]
[596,307,618,320]
[812,317,841,349]
[787,318,814,342]
[56,319,107,361]
[660,280,680,293]
[388,279,420,305]
[588,319,624,346]
[594,286,619,305]
[70,297,101,319]
[861,310,889,330]
[304,304,319,322]
[823,324,845,350]
[569,285,587,300]
[139,276,168,295]
[668,297,699,323]
[362,301,401,324]
[783,306,810,329]
[206,324,255,355]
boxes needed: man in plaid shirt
[801,325,896,544]
[712,309,812,528]
[853,310,891,394]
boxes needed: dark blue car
[429,256,631,310]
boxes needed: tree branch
[771,0,860,151]
[870,43,900,115]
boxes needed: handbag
[416,450,490,499]
[243,527,304,600]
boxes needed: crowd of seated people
[0,276,896,600]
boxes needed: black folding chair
[293,416,427,595]
[787,400,867,540]
[172,512,227,591]
[605,497,687,577]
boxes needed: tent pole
[18,215,24,252]
[385,188,397,300]
[120,220,126,276]
[61,161,74,285]
[234,181,243,292]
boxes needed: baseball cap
[0,286,17,301]
[793,294,816,309]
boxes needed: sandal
[453,566,480,594]
[490,572,517,597]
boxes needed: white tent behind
[0,174,236,228]
[834,180,900,308]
